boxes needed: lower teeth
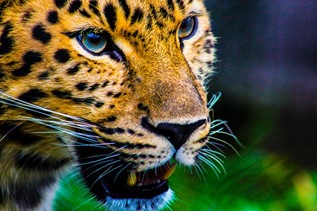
[126,170,137,187]
[125,161,177,187]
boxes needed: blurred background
[55,1,317,210]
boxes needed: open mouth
[75,142,177,202]
[101,160,177,199]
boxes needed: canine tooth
[162,162,177,180]
[126,171,137,187]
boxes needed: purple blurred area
[205,1,317,168]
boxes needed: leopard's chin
[104,189,174,211]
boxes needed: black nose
[141,118,206,150]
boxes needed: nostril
[141,117,206,150]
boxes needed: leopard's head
[0,0,219,209]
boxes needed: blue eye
[178,16,198,40]
[77,31,108,55]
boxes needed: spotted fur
[0,0,219,210]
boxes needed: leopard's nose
[142,118,206,150]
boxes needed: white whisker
[0,122,24,142]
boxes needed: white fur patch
[104,189,174,211]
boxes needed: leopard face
[0,0,216,210]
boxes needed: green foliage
[54,149,317,210]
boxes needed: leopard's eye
[178,16,198,40]
[77,31,108,55]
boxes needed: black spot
[112,142,156,150]
[118,0,130,19]
[97,116,118,124]
[102,80,109,87]
[47,10,58,24]
[19,0,27,4]
[132,31,138,38]
[104,4,117,31]
[75,82,88,91]
[105,116,117,122]
[23,50,43,64]
[146,15,152,30]
[156,22,165,28]
[127,129,135,135]
[38,71,49,80]
[89,0,100,17]
[169,14,176,22]
[130,8,144,25]
[32,24,52,44]
[67,64,80,75]
[15,151,71,171]
[68,0,82,13]
[137,103,149,111]
[0,23,14,55]
[88,83,99,91]
[159,7,168,18]
[22,10,33,22]
[52,89,72,98]
[149,4,157,19]
[54,0,68,8]
[12,51,42,76]
[54,49,71,63]
[72,97,95,105]
[79,9,91,18]
[18,89,48,103]
[95,102,104,108]
[113,92,122,98]
[100,127,124,135]
[115,128,125,134]
[167,0,174,11]
[66,64,79,75]
[100,127,115,135]
[176,0,185,10]
[107,91,113,97]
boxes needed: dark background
[205,0,317,169]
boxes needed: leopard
[0,0,220,210]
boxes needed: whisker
[199,150,226,173]
[0,92,81,121]
[207,136,240,156]
[78,154,120,167]
[207,92,222,110]
[71,195,96,211]
[90,163,123,188]
[114,163,132,183]
[0,122,24,142]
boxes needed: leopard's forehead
[1,0,208,55]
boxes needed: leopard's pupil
[178,16,197,40]
[87,33,101,45]
[81,32,107,54]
